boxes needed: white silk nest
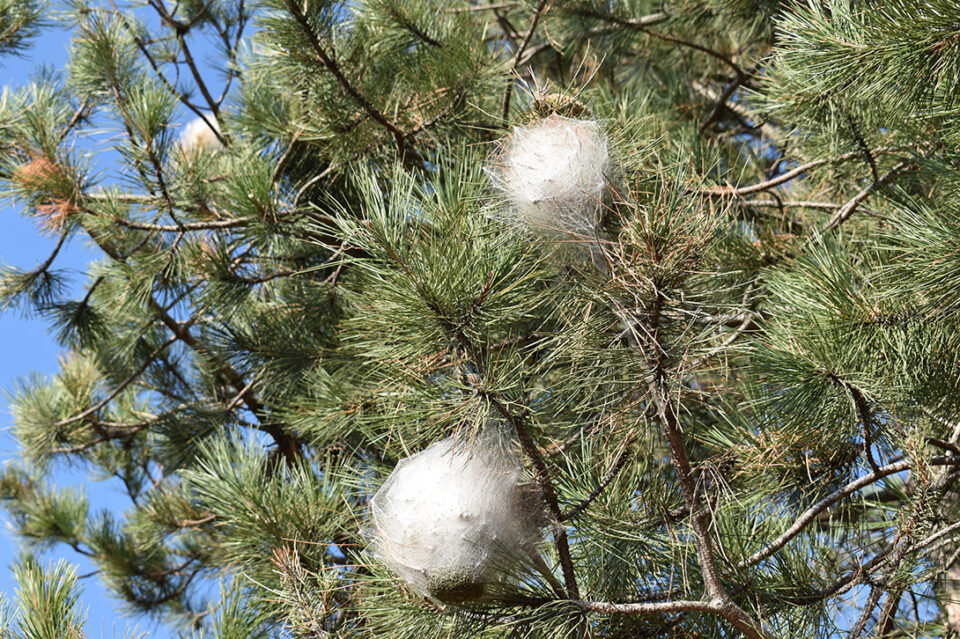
[180,116,223,153]
[488,115,611,241]
[367,430,546,605]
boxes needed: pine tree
[3,0,960,636]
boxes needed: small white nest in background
[367,430,545,605]
[488,115,611,240]
[179,116,223,154]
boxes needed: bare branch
[580,598,726,615]
[821,163,909,233]
[739,456,960,569]
[703,147,901,197]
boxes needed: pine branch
[76,218,303,464]
[843,108,880,182]
[58,97,92,143]
[574,10,668,31]
[699,72,749,134]
[110,216,244,231]
[284,0,408,157]
[703,147,902,197]
[560,441,630,522]
[738,456,960,569]
[384,2,442,48]
[848,586,884,639]
[581,9,743,77]
[105,0,226,146]
[36,231,68,275]
[692,80,781,141]
[874,590,902,637]
[272,128,304,187]
[580,598,730,615]
[50,336,177,429]
[630,278,770,638]
[500,0,550,121]
[177,31,221,117]
[846,382,882,475]
[478,387,579,599]
[51,416,160,454]
[145,0,222,119]
[821,162,910,233]
[741,199,843,209]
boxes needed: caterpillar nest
[488,115,610,241]
[180,116,223,154]
[367,429,546,605]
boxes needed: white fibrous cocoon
[367,430,545,605]
[489,115,610,240]
[180,116,223,153]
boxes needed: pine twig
[639,287,770,639]
[500,0,550,121]
[738,457,960,569]
[703,147,901,197]
[284,0,408,157]
[51,336,178,429]
[821,163,909,233]
[561,443,630,522]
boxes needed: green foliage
[3,0,960,636]
[0,0,45,58]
